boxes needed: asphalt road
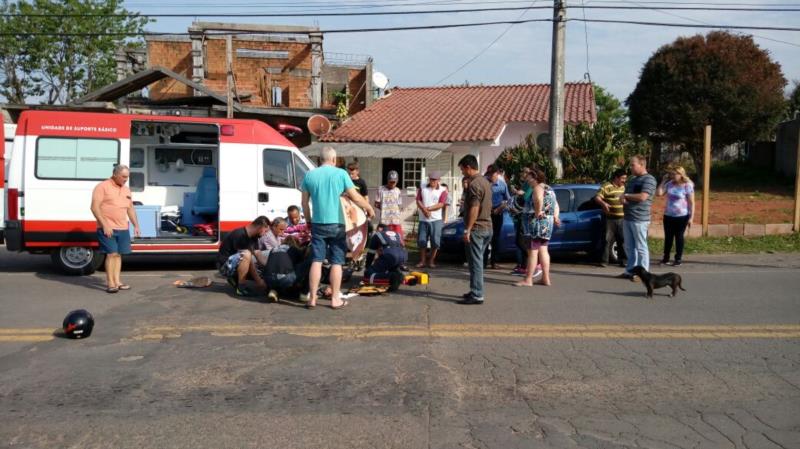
[0,247,799,449]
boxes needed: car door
[572,187,603,250]
[258,148,302,220]
[549,187,573,251]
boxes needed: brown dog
[631,266,686,298]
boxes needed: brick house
[303,83,596,229]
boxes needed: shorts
[310,223,347,265]
[417,220,442,249]
[529,238,549,251]
[219,252,243,278]
[97,229,132,255]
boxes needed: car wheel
[51,247,105,275]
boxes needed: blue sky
[132,0,799,103]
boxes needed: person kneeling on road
[217,216,270,297]
[263,236,312,303]
[364,224,408,291]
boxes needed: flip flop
[117,284,131,290]
[331,300,349,310]
[106,287,119,294]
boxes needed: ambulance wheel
[51,247,105,275]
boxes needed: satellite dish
[307,115,332,137]
[536,133,551,151]
[372,72,389,90]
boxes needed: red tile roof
[321,82,595,143]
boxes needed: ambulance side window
[262,149,294,188]
[35,137,119,180]
[292,154,308,190]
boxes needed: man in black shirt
[347,161,369,198]
[218,216,270,296]
[263,237,311,301]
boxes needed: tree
[626,31,786,174]
[0,0,149,104]
[787,81,800,120]
[495,84,649,184]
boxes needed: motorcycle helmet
[63,309,95,339]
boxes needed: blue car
[440,184,617,261]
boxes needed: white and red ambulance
[3,110,315,275]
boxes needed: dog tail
[678,278,687,291]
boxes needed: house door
[381,158,403,187]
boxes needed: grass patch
[649,233,800,255]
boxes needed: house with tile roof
[302,82,596,229]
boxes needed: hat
[387,170,399,182]
[428,171,441,180]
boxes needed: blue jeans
[417,220,443,249]
[623,219,650,274]
[310,223,347,265]
[467,228,492,300]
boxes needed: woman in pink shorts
[515,168,560,287]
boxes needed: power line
[580,0,592,82]
[1,17,799,37]
[611,0,800,47]
[434,0,540,85]
[4,5,800,18]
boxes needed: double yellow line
[4,324,800,343]
[0,328,55,342]
[131,324,800,341]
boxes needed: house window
[402,158,425,190]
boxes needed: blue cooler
[130,205,161,238]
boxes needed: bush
[493,134,556,189]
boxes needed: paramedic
[90,165,141,294]
[364,223,407,290]
[217,216,270,297]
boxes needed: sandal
[331,300,349,310]
[117,284,131,290]
[106,287,119,294]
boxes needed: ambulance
[3,110,315,275]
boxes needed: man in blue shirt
[485,165,511,269]
[301,146,375,309]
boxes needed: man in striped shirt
[594,169,627,267]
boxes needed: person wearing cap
[374,170,405,244]
[415,171,448,268]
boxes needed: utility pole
[548,0,566,179]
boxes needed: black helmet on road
[63,309,94,339]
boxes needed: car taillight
[7,188,18,220]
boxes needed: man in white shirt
[415,171,447,268]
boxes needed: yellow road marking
[0,328,55,335]
[132,324,800,340]
[0,335,54,342]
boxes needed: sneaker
[532,265,543,279]
[457,296,484,305]
[616,272,633,280]
[298,293,310,303]
[267,289,278,303]
[671,261,682,267]
[462,292,474,299]
[511,266,527,276]
[226,276,238,289]
[659,259,669,266]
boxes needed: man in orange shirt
[91,165,141,293]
